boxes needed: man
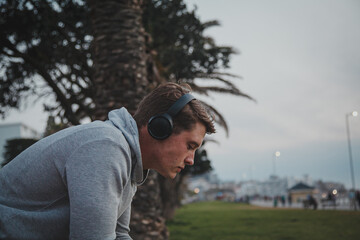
[0,82,215,239]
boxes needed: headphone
[147,93,195,140]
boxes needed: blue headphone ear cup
[148,114,173,140]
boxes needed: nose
[185,156,194,166]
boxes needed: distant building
[261,175,289,197]
[184,171,348,204]
[0,123,41,165]
[288,182,317,204]
[236,176,289,199]
[185,172,221,201]
[235,180,261,198]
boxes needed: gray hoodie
[0,108,147,240]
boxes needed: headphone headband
[167,93,195,117]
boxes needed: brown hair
[133,82,215,135]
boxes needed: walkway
[250,199,358,211]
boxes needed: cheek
[164,148,183,164]
[161,140,187,163]
[165,142,182,154]
[160,146,177,162]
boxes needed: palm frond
[194,74,241,90]
[201,20,220,29]
[196,71,242,79]
[194,85,255,101]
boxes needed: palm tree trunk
[89,0,148,117]
[88,0,168,239]
[131,171,169,239]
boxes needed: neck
[139,126,153,170]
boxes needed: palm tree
[0,1,254,238]
[143,0,255,135]
[87,1,168,239]
[88,0,150,118]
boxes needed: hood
[107,108,148,185]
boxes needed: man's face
[153,122,206,179]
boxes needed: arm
[65,139,131,240]
[115,205,132,240]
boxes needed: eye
[187,144,194,150]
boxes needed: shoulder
[55,121,127,146]
[64,123,134,177]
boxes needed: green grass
[167,201,360,240]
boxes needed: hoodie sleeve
[65,138,132,240]
[116,205,132,239]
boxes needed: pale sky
[185,0,360,188]
[1,0,359,188]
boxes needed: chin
[167,173,177,179]
[158,171,176,179]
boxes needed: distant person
[356,191,360,208]
[309,195,318,210]
[0,83,215,239]
[327,191,334,202]
[349,190,357,210]
[287,194,292,207]
[273,196,278,208]
[327,191,336,206]
[305,195,318,210]
[281,195,286,207]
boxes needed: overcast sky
[184,0,360,188]
[1,0,359,188]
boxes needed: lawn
[167,201,360,240]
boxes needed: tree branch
[1,38,80,124]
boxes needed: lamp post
[273,151,280,176]
[345,111,358,210]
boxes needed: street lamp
[345,111,357,210]
[273,151,280,176]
